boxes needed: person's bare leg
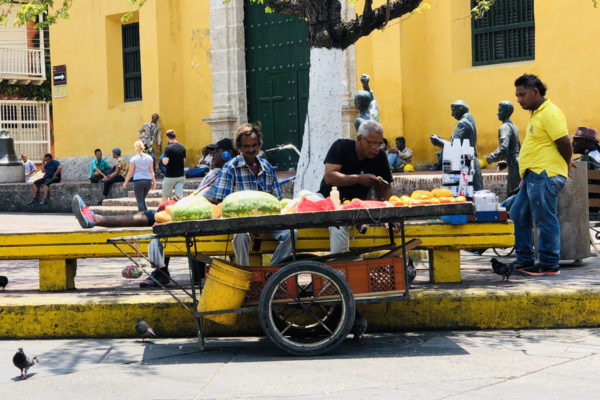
[32,184,38,199]
[94,212,151,227]
[42,185,49,200]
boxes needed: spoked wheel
[493,247,515,257]
[258,261,355,356]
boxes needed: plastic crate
[315,256,406,294]
[207,257,406,304]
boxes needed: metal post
[400,219,409,298]
[186,235,205,350]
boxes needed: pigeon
[407,257,416,283]
[0,275,7,290]
[135,317,157,342]
[13,348,38,379]
[352,311,368,342]
[491,257,513,281]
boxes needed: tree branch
[264,0,306,18]
[363,0,373,16]
[340,0,423,49]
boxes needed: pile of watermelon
[221,190,282,218]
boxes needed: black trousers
[102,175,125,197]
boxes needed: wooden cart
[109,202,473,356]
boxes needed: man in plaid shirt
[212,123,295,266]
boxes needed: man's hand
[357,174,380,187]
[568,160,577,178]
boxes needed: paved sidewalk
[1,212,600,339]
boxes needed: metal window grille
[122,23,142,101]
[0,100,51,162]
[472,0,535,66]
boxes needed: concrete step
[102,197,163,207]
[127,189,195,198]
[89,205,155,216]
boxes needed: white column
[204,0,248,141]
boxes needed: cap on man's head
[574,126,599,143]
[208,138,234,151]
[112,148,121,156]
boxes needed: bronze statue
[485,101,521,195]
[430,100,483,191]
[354,74,379,131]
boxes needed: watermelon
[341,199,388,210]
[170,194,213,221]
[222,190,281,218]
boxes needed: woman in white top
[123,140,156,211]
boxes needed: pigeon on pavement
[135,317,157,342]
[13,348,38,379]
[0,276,7,290]
[491,257,513,281]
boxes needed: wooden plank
[0,220,514,259]
[588,184,600,194]
[589,199,600,208]
[153,203,475,237]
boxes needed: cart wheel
[258,261,355,356]
[493,246,515,257]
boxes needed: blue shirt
[212,155,282,201]
[89,157,111,178]
[44,159,61,179]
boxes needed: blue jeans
[511,170,566,268]
[388,154,405,171]
[233,229,297,266]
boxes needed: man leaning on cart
[210,123,296,266]
[319,120,394,253]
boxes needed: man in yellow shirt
[510,74,573,276]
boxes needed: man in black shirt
[319,120,393,253]
[161,130,186,201]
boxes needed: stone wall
[0,171,508,213]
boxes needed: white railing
[0,100,50,162]
[0,47,45,79]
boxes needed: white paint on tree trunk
[294,47,344,197]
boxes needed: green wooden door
[244,0,310,171]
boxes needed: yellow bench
[0,221,514,291]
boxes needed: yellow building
[49,0,212,164]
[50,0,598,168]
[357,0,599,166]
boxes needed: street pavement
[1,328,600,399]
[2,213,600,398]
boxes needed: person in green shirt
[89,148,112,183]
[510,74,574,277]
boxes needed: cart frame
[108,202,473,355]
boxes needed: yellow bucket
[197,258,254,326]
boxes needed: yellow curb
[1,287,600,339]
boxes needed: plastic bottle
[330,186,341,209]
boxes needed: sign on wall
[53,65,67,98]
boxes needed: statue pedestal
[0,164,24,183]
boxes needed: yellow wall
[356,0,600,167]
[50,0,212,165]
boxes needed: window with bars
[472,0,535,66]
[122,23,142,101]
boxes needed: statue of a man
[354,74,380,131]
[430,100,483,191]
[485,101,520,196]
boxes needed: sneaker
[27,198,36,205]
[512,260,535,271]
[71,195,95,229]
[520,264,560,276]
[140,268,170,288]
[39,200,48,206]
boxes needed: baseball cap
[207,138,234,151]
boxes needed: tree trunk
[294,47,343,196]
